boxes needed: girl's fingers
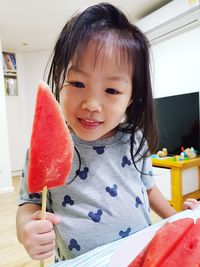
[186,198,198,203]
[28,239,55,260]
[32,210,61,225]
[36,229,56,244]
[34,246,55,260]
[183,201,195,210]
[39,240,55,254]
[183,198,199,210]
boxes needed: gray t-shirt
[18,130,155,261]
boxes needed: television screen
[154,92,200,155]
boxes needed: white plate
[108,225,161,267]
[108,209,200,267]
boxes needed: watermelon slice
[160,218,200,267]
[28,81,74,193]
[128,218,194,267]
[142,218,194,267]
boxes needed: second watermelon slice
[128,218,196,267]
[142,218,194,267]
[160,218,200,267]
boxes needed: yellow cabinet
[152,157,200,211]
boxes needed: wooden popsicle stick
[41,185,47,220]
[40,185,47,267]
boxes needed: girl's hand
[21,210,60,260]
[183,198,200,210]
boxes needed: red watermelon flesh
[28,81,74,192]
[160,218,200,267]
[142,218,194,267]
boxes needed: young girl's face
[60,42,132,141]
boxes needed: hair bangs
[73,29,135,77]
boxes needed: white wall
[0,45,51,192]
[151,26,200,98]
[17,50,52,150]
[0,37,13,193]
[5,96,25,172]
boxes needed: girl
[16,2,199,263]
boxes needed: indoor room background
[0,1,200,266]
[1,2,200,194]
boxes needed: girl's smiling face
[59,42,132,141]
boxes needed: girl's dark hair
[47,2,158,166]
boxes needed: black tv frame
[154,92,200,155]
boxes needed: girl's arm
[147,185,177,219]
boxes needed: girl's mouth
[78,118,103,129]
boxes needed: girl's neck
[72,130,125,147]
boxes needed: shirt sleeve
[141,155,155,190]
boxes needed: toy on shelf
[152,147,197,162]
[181,147,197,159]
[173,147,197,161]
[157,148,168,158]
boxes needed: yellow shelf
[152,157,200,169]
[152,157,200,211]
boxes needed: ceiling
[0,0,171,52]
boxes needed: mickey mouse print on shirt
[88,209,103,222]
[105,184,118,197]
[93,146,105,154]
[121,155,131,168]
[62,195,74,207]
[119,227,131,238]
[135,196,144,208]
[68,239,81,251]
[76,167,89,180]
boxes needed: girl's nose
[81,98,103,113]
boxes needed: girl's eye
[105,88,119,95]
[70,82,85,88]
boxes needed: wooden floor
[0,176,54,267]
[0,176,161,267]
